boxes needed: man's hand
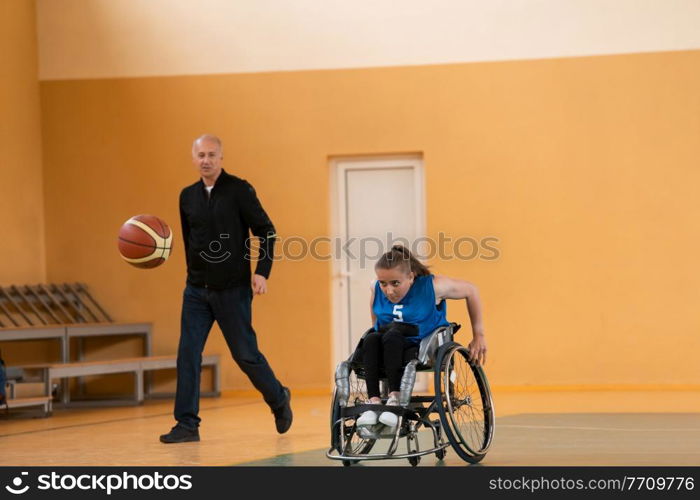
[467,334,487,366]
[252,274,268,295]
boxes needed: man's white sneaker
[356,410,378,427]
[378,395,400,427]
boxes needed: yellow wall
[0,0,46,285]
[39,50,700,390]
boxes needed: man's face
[192,139,223,181]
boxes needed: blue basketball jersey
[372,274,449,343]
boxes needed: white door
[331,156,425,374]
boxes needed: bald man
[160,135,291,443]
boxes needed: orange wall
[40,50,700,390]
[0,0,46,285]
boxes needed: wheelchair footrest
[340,404,417,420]
[357,424,403,440]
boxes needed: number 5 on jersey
[392,304,404,322]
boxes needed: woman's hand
[467,334,487,365]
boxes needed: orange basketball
[118,215,173,268]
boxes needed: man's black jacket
[179,169,276,289]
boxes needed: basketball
[117,214,173,268]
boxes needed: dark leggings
[362,323,419,399]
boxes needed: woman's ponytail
[375,244,430,277]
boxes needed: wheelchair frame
[327,323,495,466]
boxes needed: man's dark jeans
[174,283,285,429]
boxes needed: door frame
[329,154,426,382]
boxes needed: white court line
[515,451,700,455]
[498,424,700,432]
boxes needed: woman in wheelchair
[357,244,487,429]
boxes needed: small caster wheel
[435,449,446,460]
[342,460,353,467]
[408,456,421,467]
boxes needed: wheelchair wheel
[330,366,375,459]
[434,342,495,463]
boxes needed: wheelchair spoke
[443,347,489,454]
[454,379,478,447]
[341,367,376,455]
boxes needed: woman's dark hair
[375,245,431,277]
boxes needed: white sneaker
[356,410,378,427]
[378,395,400,427]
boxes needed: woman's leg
[377,330,417,427]
[381,330,411,394]
[361,331,383,399]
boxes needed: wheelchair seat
[415,322,461,369]
[348,322,461,374]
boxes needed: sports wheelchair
[327,323,494,466]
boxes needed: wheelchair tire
[330,366,376,458]
[434,342,495,463]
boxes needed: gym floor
[1,390,698,467]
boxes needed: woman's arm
[434,275,487,365]
[369,283,377,325]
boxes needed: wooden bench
[0,325,67,358]
[1,322,153,405]
[63,322,153,404]
[1,283,155,405]
[1,396,53,416]
[65,322,152,356]
[1,284,224,413]
[139,355,221,398]
[21,354,221,411]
